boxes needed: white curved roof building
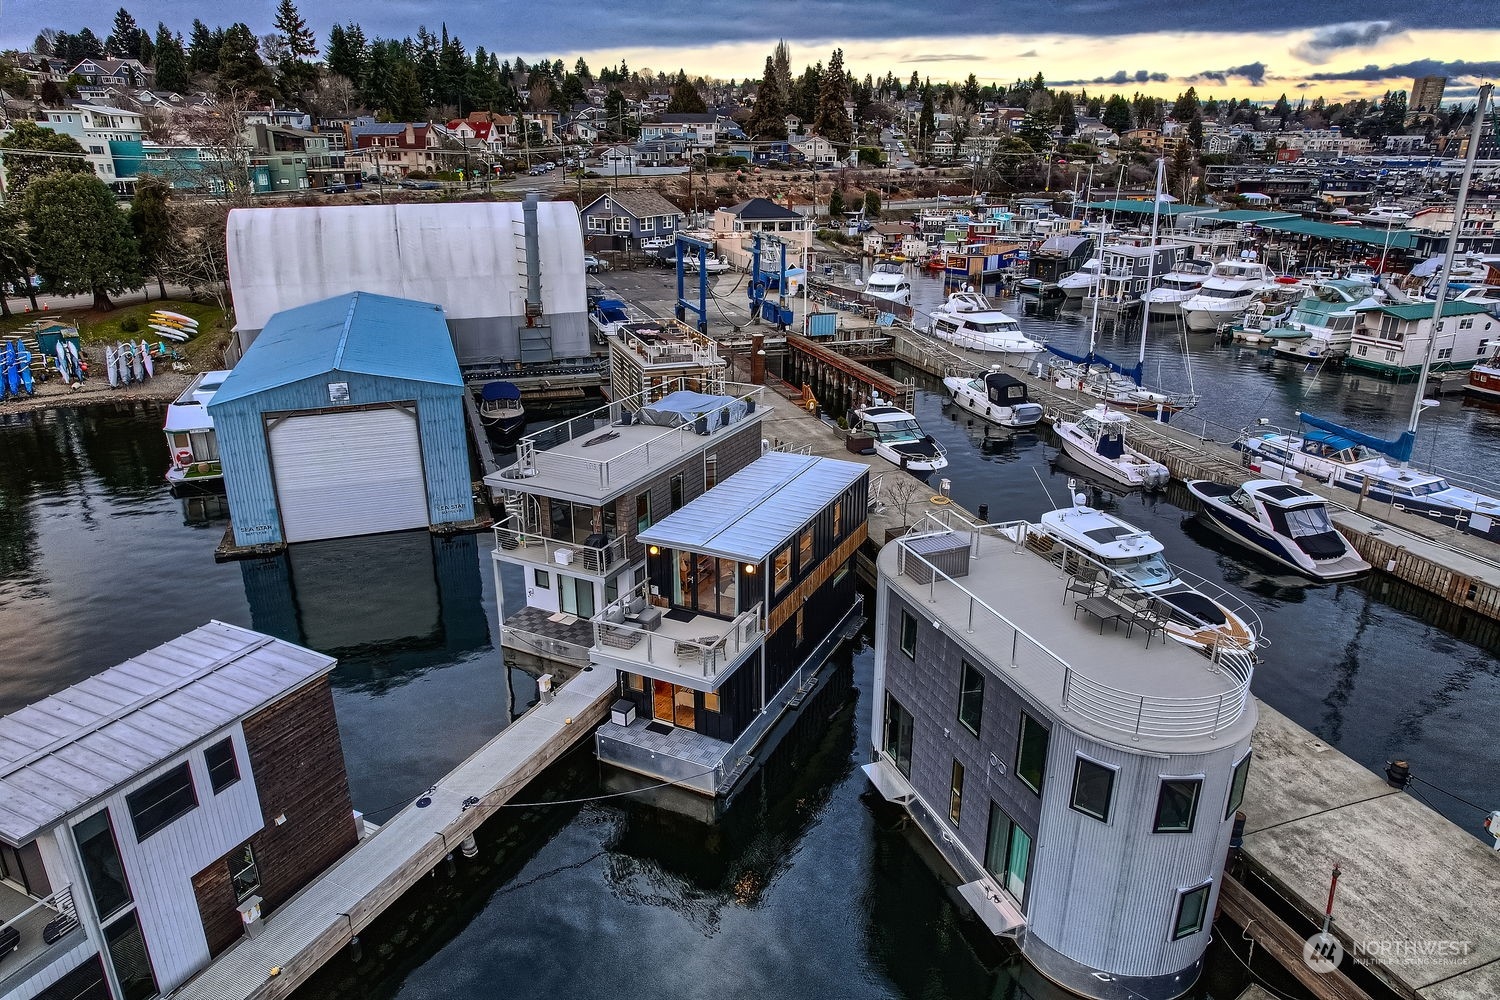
[226,201,589,366]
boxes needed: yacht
[864,263,912,306]
[1452,284,1500,318]
[1265,280,1380,363]
[1143,261,1211,317]
[1035,497,1260,654]
[1180,260,1283,332]
[1052,404,1169,489]
[1056,258,1101,300]
[590,297,639,341]
[1050,362,1188,416]
[1352,204,1414,226]
[1186,479,1371,581]
[927,290,1045,361]
[684,253,732,274]
[941,368,1044,428]
[164,370,230,488]
[851,402,949,474]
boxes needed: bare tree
[313,73,357,117]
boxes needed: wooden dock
[172,666,615,1000]
[1217,875,1372,1000]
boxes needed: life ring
[175,450,194,467]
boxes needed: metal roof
[1085,200,1211,217]
[1256,217,1419,249]
[1354,300,1492,321]
[638,453,867,561]
[0,622,337,846]
[210,291,460,406]
[1202,210,1300,223]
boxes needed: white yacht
[864,263,912,306]
[1051,364,1187,416]
[851,402,949,474]
[1052,404,1169,490]
[942,368,1044,428]
[1352,204,1413,226]
[1186,479,1371,581]
[927,290,1045,361]
[1180,260,1283,331]
[1453,284,1500,318]
[683,253,732,274]
[1143,261,1211,317]
[1056,258,1101,300]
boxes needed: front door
[558,575,595,618]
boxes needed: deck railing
[592,580,764,679]
[0,884,80,975]
[492,525,632,574]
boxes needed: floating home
[1347,300,1497,378]
[485,380,768,669]
[866,514,1255,1000]
[163,370,229,489]
[605,317,727,404]
[593,452,869,802]
[0,622,357,1000]
[209,291,474,548]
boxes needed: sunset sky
[7,1,1498,103]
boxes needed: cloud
[1192,62,1268,86]
[1052,69,1168,86]
[1016,49,1038,58]
[1291,21,1404,63]
[899,53,985,63]
[1305,58,1500,81]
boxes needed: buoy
[460,834,478,859]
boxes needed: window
[670,474,685,512]
[1479,339,1491,357]
[957,661,984,736]
[884,694,914,777]
[984,803,1031,902]
[105,909,158,1000]
[703,690,721,713]
[899,609,917,658]
[705,453,718,489]
[949,760,965,824]
[635,491,652,533]
[75,810,131,920]
[1173,883,1212,940]
[588,215,607,231]
[534,568,551,589]
[230,844,261,902]
[1460,317,1474,330]
[1154,778,1202,833]
[1225,752,1252,820]
[1437,347,1454,360]
[798,527,814,571]
[1070,758,1116,822]
[626,673,644,691]
[205,739,240,794]
[614,216,630,233]
[640,216,654,231]
[125,762,198,841]
[774,545,792,592]
[1016,713,1049,794]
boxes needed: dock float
[172,666,615,1000]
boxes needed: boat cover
[638,390,748,432]
[1296,412,1414,463]
[481,381,522,401]
[1046,344,1144,385]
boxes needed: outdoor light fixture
[744,563,756,574]
[648,545,660,555]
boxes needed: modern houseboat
[485,380,769,669]
[942,369,1044,428]
[164,370,230,489]
[850,402,949,474]
[927,291,1045,361]
[592,452,868,806]
[1263,279,1380,363]
[866,509,1256,1000]
[1186,479,1371,580]
[1346,301,1497,378]
[604,315,728,402]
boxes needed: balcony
[493,526,632,576]
[591,583,764,688]
[0,884,84,990]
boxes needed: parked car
[584,254,609,273]
[398,179,441,190]
[527,165,547,176]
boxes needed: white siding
[5,938,98,1000]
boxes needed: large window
[230,844,261,903]
[949,760,965,825]
[74,810,131,920]
[205,738,240,794]
[899,609,917,658]
[105,909,157,1000]
[884,693,914,777]
[126,762,198,841]
[1173,882,1212,940]
[984,803,1032,903]
[774,545,792,592]
[635,491,652,533]
[1070,757,1116,822]
[1016,713,1049,794]
[1226,752,1253,820]
[957,661,984,737]
[670,474,685,512]
[1155,778,1202,833]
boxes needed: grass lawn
[2,298,229,366]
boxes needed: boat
[478,381,526,436]
[164,370,230,486]
[1466,346,1500,400]
[1050,363,1188,416]
[941,368,1044,428]
[684,253,732,275]
[1056,258,1100,299]
[864,263,912,306]
[1186,479,1372,580]
[151,309,199,327]
[1236,415,1500,542]
[1180,260,1285,332]
[1052,404,1169,489]
[1352,204,1414,227]
[1035,495,1259,653]
[1142,261,1211,317]
[590,298,638,341]
[1452,284,1500,318]
[850,401,949,474]
[1263,279,1380,362]
[927,290,1045,361]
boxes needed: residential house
[598,144,639,174]
[68,57,152,89]
[248,123,348,191]
[790,135,837,166]
[639,113,718,148]
[579,190,684,249]
[783,114,802,134]
[348,122,436,177]
[728,140,790,165]
[522,110,560,142]
[711,197,813,266]
[40,104,145,191]
[0,621,359,1000]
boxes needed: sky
[5,0,1499,103]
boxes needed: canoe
[151,310,199,327]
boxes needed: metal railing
[894,517,1254,741]
[613,321,724,368]
[492,524,632,573]
[0,884,79,967]
[592,581,765,679]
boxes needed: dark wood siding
[191,847,242,958]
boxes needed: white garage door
[269,406,430,543]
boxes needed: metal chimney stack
[523,193,543,323]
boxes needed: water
[1,374,1495,999]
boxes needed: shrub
[120,315,140,333]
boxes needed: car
[398,179,441,190]
[527,165,546,175]
[584,254,609,273]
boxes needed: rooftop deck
[590,583,763,692]
[881,515,1255,752]
[610,320,726,371]
[0,884,83,995]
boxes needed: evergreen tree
[1102,94,1133,134]
[0,207,37,317]
[1171,86,1200,123]
[863,189,881,216]
[604,88,631,139]
[1271,93,1292,123]
[667,71,706,114]
[74,28,105,59]
[0,120,92,198]
[574,58,592,85]
[812,48,852,149]
[387,60,426,121]
[21,172,141,311]
[274,0,317,58]
[793,62,822,122]
[918,84,935,151]
[772,40,793,106]
[960,73,981,112]
[326,24,367,83]
[216,23,273,96]
[828,187,844,220]
[747,55,788,139]
[438,29,468,111]
[1054,93,1078,136]
[187,20,218,74]
[153,24,189,93]
[1187,114,1204,150]
[129,176,173,299]
[107,8,141,59]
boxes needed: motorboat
[590,297,639,341]
[942,368,1044,428]
[164,370,230,487]
[1051,404,1169,489]
[1180,260,1284,332]
[1352,204,1414,227]
[927,290,1045,361]
[1264,279,1380,363]
[864,263,912,306]
[1466,346,1500,400]
[1236,416,1500,542]
[1035,497,1260,654]
[478,381,526,436]
[683,253,732,274]
[1143,261,1211,317]
[851,402,948,473]
[1186,479,1371,580]
[1056,258,1100,300]
[1452,284,1500,318]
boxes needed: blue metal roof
[212,291,459,405]
[638,452,867,561]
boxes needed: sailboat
[1235,83,1500,545]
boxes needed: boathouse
[0,621,358,1000]
[210,291,474,547]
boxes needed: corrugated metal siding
[213,371,471,547]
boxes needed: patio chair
[1062,570,1101,605]
[1125,599,1169,648]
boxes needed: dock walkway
[173,666,615,1000]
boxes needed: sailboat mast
[1139,157,1166,367]
[1407,82,1492,439]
